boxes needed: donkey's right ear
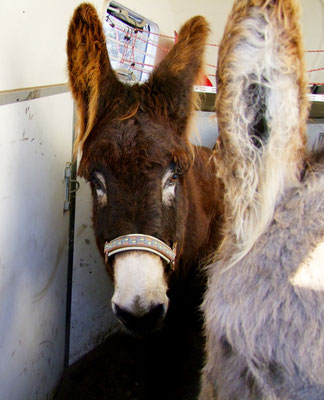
[147,16,210,138]
[67,3,124,156]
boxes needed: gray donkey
[200,0,324,399]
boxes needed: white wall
[0,93,73,400]
[0,0,323,91]
[120,0,324,86]
[302,0,324,86]
[0,0,103,91]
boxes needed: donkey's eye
[90,172,107,199]
[162,166,180,206]
[91,178,105,192]
[168,173,178,185]
[92,178,105,192]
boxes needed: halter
[104,234,177,269]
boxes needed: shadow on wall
[69,177,118,365]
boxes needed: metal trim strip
[0,84,69,106]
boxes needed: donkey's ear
[213,0,310,266]
[215,0,309,167]
[147,16,210,136]
[67,3,124,156]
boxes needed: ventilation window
[104,1,159,83]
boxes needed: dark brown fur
[67,9,223,397]
[67,4,223,396]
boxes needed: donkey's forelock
[77,111,195,180]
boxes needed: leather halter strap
[104,234,176,268]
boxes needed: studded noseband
[104,234,177,269]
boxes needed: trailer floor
[54,326,203,400]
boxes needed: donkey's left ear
[67,3,125,157]
[147,16,210,136]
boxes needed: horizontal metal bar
[0,84,69,106]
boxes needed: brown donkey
[200,0,324,399]
[67,4,223,339]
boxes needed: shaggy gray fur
[201,159,324,399]
[199,0,324,398]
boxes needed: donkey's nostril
[113,303,166,334]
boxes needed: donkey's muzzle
[113,303,166,334]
